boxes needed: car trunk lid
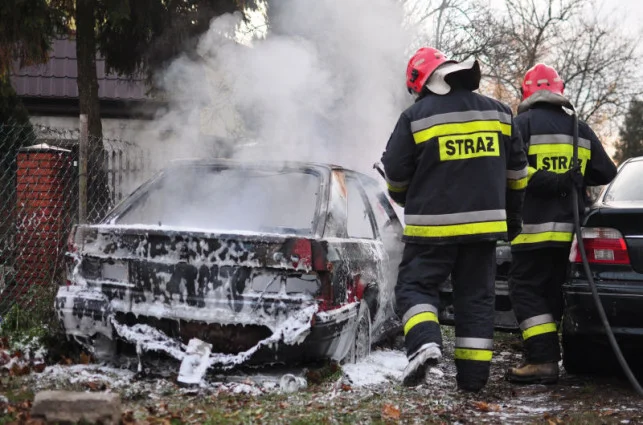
[67,224,331,324]
[71,224,328,271]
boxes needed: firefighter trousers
[396,241,496,391]
[508,247,569,364]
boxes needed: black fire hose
[570,110,643,395]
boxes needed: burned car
[55,159,404,372]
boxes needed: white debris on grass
[342,349,407,386]
[29,362,270,397]
[0,335,47,374]
[178,339,213,385]
[279,374,307,393]
[10,335,47,362]
[35,364,135,390]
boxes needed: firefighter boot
[505,361,559,385]
[401,342,442,387]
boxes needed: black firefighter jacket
[510,103,617,251]
[381,88,528,244]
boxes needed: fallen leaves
[0,399,47,425]
[382,403,401,420]
[79,352,92,365]
[9,363,31,377]
[0,341,48,378]
[471,401,501,413]
[84,381,107,391]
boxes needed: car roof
[162,158,381,185]
[620,156,643,166]
[165,157,342,170]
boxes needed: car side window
[362,182,395,233]
[345,177,376,239]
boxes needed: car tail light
[570,227,631,265]
[316,272,334,312]
[291,239,312,269]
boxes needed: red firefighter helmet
[406,47,452,94]
[521,63,565,100]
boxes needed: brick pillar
[14,143,73,301]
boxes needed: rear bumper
[55,285,359,365]
[438,279,518,330]
[563,280,643,339]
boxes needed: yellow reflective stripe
[404,312,438,335]
[454,348,493,361]
[387,183,407,193]
[413,120,511,145]
[522,322,557,340]
[404,221,507,238]
[511,231,573,245]
[528,144,591,156]
[507,176,528,190]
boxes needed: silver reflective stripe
[529,134,591,150]
[402,304,438,324]
[410,110,512,133]
[386,177,409,188]
[520,313,555,331]
[405,209,506,226]
[507,166,529,180]
[521,222,574,234]
[455,337,493,350]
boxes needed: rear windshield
[604,161,643,202]
[114,165,322,235]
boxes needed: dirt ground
[1,329,643,424]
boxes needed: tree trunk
[75,0,110,221]
[76,0,101,142]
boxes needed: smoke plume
[146,0,413,175]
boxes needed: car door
[358,176,404,335]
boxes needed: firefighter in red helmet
[381,47,528,392]
[505,63,617,384]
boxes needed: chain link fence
[0,124,153,316]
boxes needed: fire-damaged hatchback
[55,159,404,371]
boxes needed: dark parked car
[55,159,404,369]
[563,156,643,373]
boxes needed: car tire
[346,300,372,364]
[91,334,118,364]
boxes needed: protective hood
[425,59,481,95]
[517,90,574,114]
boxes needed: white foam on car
[110,303,318,383]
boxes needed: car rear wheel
[346,300,372,364]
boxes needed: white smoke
[144,0,413,175]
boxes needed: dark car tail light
[570,227,631,265]
[316,272,334,312]
[291,239,312,269]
